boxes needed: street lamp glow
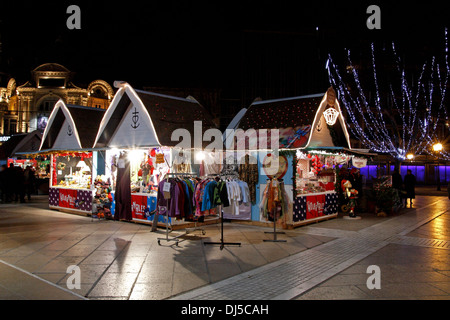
[433,143,443,152]
[406,153,414,160]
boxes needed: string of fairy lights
[327,28,450,161]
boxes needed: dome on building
[32,63,71,73]
[31,63,72,89]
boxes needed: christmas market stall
[0,130,43,170]
[225,87,371,229]
[38,100,106,215]
[0,130,42,166]
[92,82,220,228]
[0,130,49,194]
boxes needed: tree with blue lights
[327,29,449,161]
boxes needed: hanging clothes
[156,175,235,219]
[201,180,218,212]
[172,152,192,173]
[228,180,241,215]
[194,179,210,216]
[156,179,182,217]
[239,154,258,204]
[115,152,132,221]
[260,178,289,221]
[181,180,193,217]
[221,178,251,219]
[201,152,223,176]
[237,180,250,205]
[214,180,230,207]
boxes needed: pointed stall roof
[225,87,351,150]
[39,100,106,152]
[93,82,218,149]
[0,130,42,159]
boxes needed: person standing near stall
[23,166,36,201]
[349,168,363,212]
[5,163,24,203]
[392,168,404,207]
[404,169,416,208]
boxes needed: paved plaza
[0,191,449,300]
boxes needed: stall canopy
[0,130,42,160]
[93,82,218,150]
[39,100,106,152]
[225,87,352,151]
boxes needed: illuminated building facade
[0,63,114,136]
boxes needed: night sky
[0,1,448,108]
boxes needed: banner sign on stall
[111,193,160,222]
[305,194,325,219]
[131,194,148,220]
[156,153,165,164]
[293,192,338,222]
[352,157,367,168]
[49,188,93,212]
[59,188,78,209]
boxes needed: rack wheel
[202,231,206,235]
[157,240,161,245]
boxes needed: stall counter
[110,192,159,223]
[49,186,93,214]
[290,190,339,227]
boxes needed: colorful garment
[201,180,218,212]
[260,178,289,221]
[239,155,258,204]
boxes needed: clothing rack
[157,205,182,246]
[264,178,286,243]
[203,173,241,250]
[163,172,197,179]
[169,172,206,236]
[156,172,205,246]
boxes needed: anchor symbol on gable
[131,108,140,129]
[67,125,73,136]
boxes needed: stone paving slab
[1,195,449,300]
[0,197,334,300]
[0,258,86,300]
[172,197,450,300]
[297,243,450,300]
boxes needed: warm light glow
[196,151,205,161]
[406,153,414,160]
[323,107,340,126]
[433,143,443,152]
[76,160,86,168]
[128,149,145,163]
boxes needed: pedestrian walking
[404,169,416,208]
